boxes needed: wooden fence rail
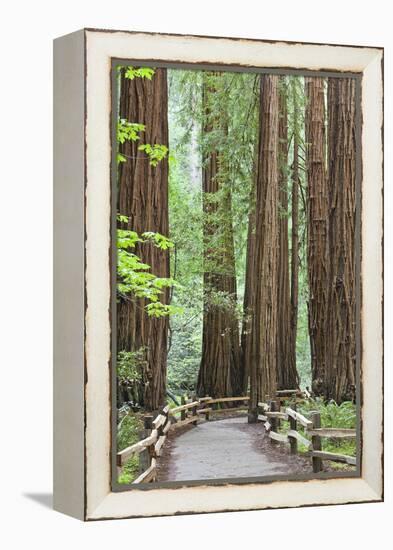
[117,390,357,483]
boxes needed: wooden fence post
[288,403,298,454]
[157,408,166,439]
[248,407,257,424]
[310,411,323,473]
[180,395,186,421]
[192,402,198,425]
[139,415,153,473]
[270,400,279,444]
[248,394,262,424]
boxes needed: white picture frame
[53,28,383,521]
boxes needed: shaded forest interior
[116,66,357,419]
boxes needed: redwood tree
[249,74,280,418]
[240,192,256,394]
[325,77,356,402]
[289,78,301,389]
[277,79,299,390]
[117,68,169,411]
[305,77,328,397]
[197,73,241,398]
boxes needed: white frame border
[84,29,383,520]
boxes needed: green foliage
[166,69,260,392]
[117,412,143,484]
[117,119,145,163]
[298,398,356,430]
[295,297,311,388]
[118,456,139,484]
[203,285,243,322]
[146,302,184,317]
[117,252,174,303]
[117,349,145,408]
[298,398,357,464]
[116,67,175,320]
[117,350,144,385]
[117,119,145,144]
[117,67,168,166]
[124,66,155,80]
[168,325,201,393]
[115,68,315,407]
[142,231,174,250]
[117,411,143,450]
[117,226,180,318]
[117,229,142,250]
[138,143,169,166]
[277,398,356,473]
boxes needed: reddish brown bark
[240,191,256,394]
[277,80,299,390]
[197,74,241,398]
[326,77,356,402]
[117,68,169,411]
[249,74,280,418]
[305,77,329,397]
[290,79,300,388]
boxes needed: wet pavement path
[157,416,312,482]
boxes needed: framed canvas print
[53,28,383,521]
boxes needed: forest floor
[157,416,313,482]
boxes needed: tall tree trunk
[290,78,300,388]
[277,78,299,390]
[249,74,280,419]
[305,77,328,397]
[326,78,356,403]
[240,190,256,394]
[117,68,169,411]
[197,74,241,398]
[241,93,260,394]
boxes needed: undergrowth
[279,398,357,470]
[117,412,144,484]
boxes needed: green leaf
[124,66,155,81]
[138,143,168,166]
[116,221,179,316]
[142,231,175,250]
[117,119,145,144]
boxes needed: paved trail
[157,416,312,482]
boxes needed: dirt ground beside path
[157,416,312,482]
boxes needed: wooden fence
[116,395,250,483]
[116,391,356,483]
[257,398,356,472]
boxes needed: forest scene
[115,64,358,485]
